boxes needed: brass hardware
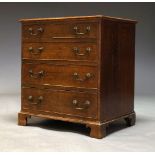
[29,70,44,79]
[73,72,93,82]
[38,96,43,102]
[72,99,90,110]
[86,73,91,78]
[28,47,44,55]
[28,27,43,36]
[38,47,44,51]
[73,47,91,56]
[28,95,43,105]
[85,100,91,106]
[73,26,90,35]
[28,95,33,101]
[72,99,78,105]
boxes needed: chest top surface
[19,15,137,23]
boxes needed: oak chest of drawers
[18,15,137,139]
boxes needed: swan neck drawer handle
[73,26,90,35]
[29,70,44,79]
[28,27,43,36]
[28,47,44,55]
[28,96,43,105]
[73,47,91,56]
[73,72,93,82]
[72,99,91,110]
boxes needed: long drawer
[22,21,99,41]
[22,87,98,119]
[22,63,98,89]
[22,42,98,62]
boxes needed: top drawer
[22,21,99,42]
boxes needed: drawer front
[22,22,99,41]
[22,87,98,119]
[22,42,98,62]
[22,63,98,88]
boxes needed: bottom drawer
[22,87,98,119]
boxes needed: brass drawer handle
[73,47,91,56]
[73,72,93,82]
[28,96,43,105]
[29,70,44,79]
[72,99,90,110]
[28,27,43,36]
[73,26,90,35]
[28,47,44,55]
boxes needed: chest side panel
[100,19,136,122]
